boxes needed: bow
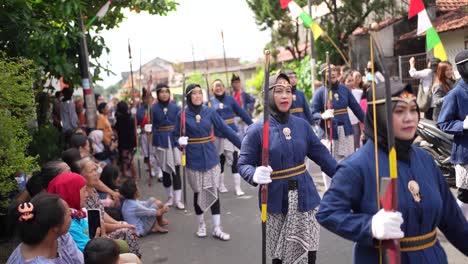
[369,24,401,264]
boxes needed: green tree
[0,0,178,87]
[0,55,39,213]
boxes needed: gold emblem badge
[292,95,296,101]
[163,107,168,115]
[334,93,339,101]
[283,127,292,140]
[195,114,201,123]
[408,180,421,202]
[219,103,224,109]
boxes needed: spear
[326,51,333,154]
[369,22,400,264]
[180,73,188,213]
[260,50,271,264]
[203,49,211,106]
[220,30,231,95]
[128,38,140,179]
[146,72,154,187]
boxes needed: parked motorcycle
[415,118,455,187]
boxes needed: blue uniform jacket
[174,106,242,171]
[437,79,468,164]
[240,91,256,114]
[316,140,468,263]
[311,84,365,139]
[136,105,148,127]
[209,95,253,138]
[151,102,180,148]
[238,115,337,214]
[290,88,313,125]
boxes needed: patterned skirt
[155,137,181,174]
[187,165,221,212]
[267,190,320,264]
[323,126,354,161]
[455,164,468,189]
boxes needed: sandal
[152,226,168,234]
[196,224,207,238]
[212,227,230,241]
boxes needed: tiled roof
[436,0,468,12]
[399,10,467,41]
[352,16,403,36]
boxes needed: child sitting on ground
[119,179,169,236]
[84,237,141,264]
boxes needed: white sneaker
[175,201,185,210]
[196,224,207,238]
[164,197,173,207]
[212,227,230,241]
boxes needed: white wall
[439,28,468,77]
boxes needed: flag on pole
[408,0,447,61]
[284,1,323,40]
[86,1,112,28]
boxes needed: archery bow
[369,23,400,264]
[260,50,271,264]
[181,73,188,213]
[326,52,334,154]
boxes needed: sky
[95,0,271,88]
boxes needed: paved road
[136,161,467,264]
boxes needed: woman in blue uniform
[316,81,468,263]
[151,84,184,209]
[311,65,365,188]
[176,84,242,241]
[238,72,337,264]
[209,79,253,196]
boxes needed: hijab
[156,84,170,107]
[185,84,203,114]
[88,130,104,154]
[213,79,226,101]
[267,72,291,124]
[364,81,419,162]
[47,172,87,219]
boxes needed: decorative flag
[280,0,291,9]
[408,0,425,19]
[408,0,447,61]
[285,1,323,40]
[86,1,112,28]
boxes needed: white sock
[212,214,221,228]
[197,214,205,225]
[165,187,173,198]
[174,189,182,202]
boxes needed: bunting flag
[283,1,323,40]
[86,1,112,28]
[408,0,447,61]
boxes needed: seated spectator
[70,134,92,159]
[120,179,169,236]
[7,193,84,264]
[78,159,141,258]
[84,238,141,264]
[88,130,110,164]
[61,148,82,173]
[47,172,104,251]
[99,165,123,220]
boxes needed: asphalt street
[136,161,467,264]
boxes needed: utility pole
[308,0,316,93]
[191,42,197,72]
[78,12,97,129]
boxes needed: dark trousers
[193,192,220,215]
[162,166,181,190]
[272,251,316,264]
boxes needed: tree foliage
[0,0,178,88]
[0,54,39,213]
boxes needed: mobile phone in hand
[88,209,101,238]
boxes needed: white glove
[253,166,273,184]
[144,124,152,133]
[178,136,188,146]
[371,209,404,240]
[463,115,468,130]
[321,109,334,120]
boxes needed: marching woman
[175,83,242,240]
[151,83,184,209]
[316,81,468,263]
[311,65,365,188]
[209,79,253,196]
[238,72,337,264]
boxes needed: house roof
[399,10,467,41]
[352,16,403,36]
[436,0,468,12]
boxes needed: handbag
[416,77,433,112]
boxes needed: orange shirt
[96,114,113,146]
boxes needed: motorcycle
[415,118,455,187]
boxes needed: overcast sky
[95,0,271,88]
